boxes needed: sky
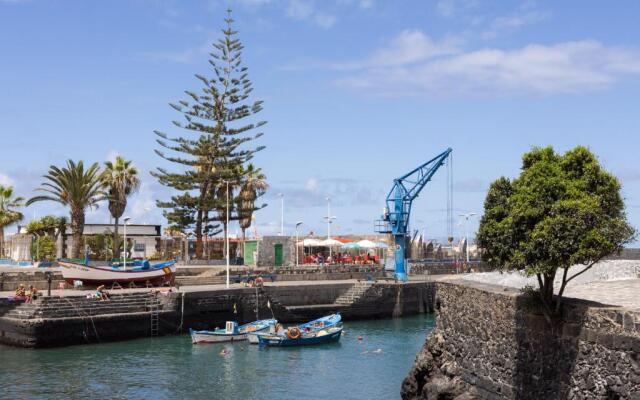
[1,0,639,243]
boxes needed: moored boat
[247,313,341,344]
[190,319,277,344]
[257,325,343,347]
[58,259,177,287]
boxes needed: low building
[64,224,161,259]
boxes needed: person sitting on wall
[255,275,264,288]
[26,285,39,303]
[12,284,27,302]
[96,285,110,301]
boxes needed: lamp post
[458,213,477,264]
[123,216,131,270]
[324,197,337,259]
[278,193,284,236]
[295,221,303,267]
[225,180,230,289]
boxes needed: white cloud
[359,0,373,9]
[305,177,319,192]
[0,172,14,186]
[142,40,212,64]
[332,37,640,96]
[482,10,548,39]
[286,0,337,28]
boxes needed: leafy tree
[27,160,106,258]
[477,146,636,319]
[152,9,266,259]
[103,156,140,259]
[237,164,267,255]
[31,235,56,262]
[25,215,67,238]
[0,185,24,257]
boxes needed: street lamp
[278,193,284,236]
[295,221,303,267]
[324,197,337,258]
[123,216,131,270]
[458,213,477,264]
[225,180,230,289]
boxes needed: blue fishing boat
[190,319,277,344]
[248,313,341,344]
[257,325,343,347]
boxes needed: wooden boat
[58,259,177,286]
[248,313,342,344]
[257,325,343,347]
[190,319,277,344]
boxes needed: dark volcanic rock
[402,281,640,399]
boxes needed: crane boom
[375,148,452,281]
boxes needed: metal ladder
[148,294,160,337]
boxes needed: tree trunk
[241,228,246,258]
[113,216,119,261]
[195,208,203,259]
[0,227,5,258]
[70,209,85,259]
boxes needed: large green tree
[27,160,105,258]
[103,156,140,259]
[0,185,24,258]
[153,10,266,259]
[477,146,635,318]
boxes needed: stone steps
[334,282,374,306]
[175,275,226,286]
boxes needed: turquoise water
[0,315,434,400]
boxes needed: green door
[274,244,283,267]
[244,241,258,266]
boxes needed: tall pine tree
[153,10,266,259]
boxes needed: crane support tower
[375,148,453,281]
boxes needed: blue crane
[375,148,453,281]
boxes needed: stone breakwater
[401,280,640,399]
[0,281,435,348]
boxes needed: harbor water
[0,314,434,400]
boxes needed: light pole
[295,221,303,267]
[278,193,284,236]
[225,180,230,289]
[123,216,131,270]
[324,197,337,259]
[458,213,477,264]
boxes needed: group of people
[305,252,380,266]
[12,284,39,303]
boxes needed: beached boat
[250,313,342,345]
[190,319,277,344]
[257,325,343,347]
[58,259,177,286]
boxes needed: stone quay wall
[0,281,436,348]
[402,281,640,400]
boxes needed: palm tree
[27,160,105,258]
[103,156,140,259]
[0,185,24,258]
[237,164,268,257]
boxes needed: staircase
[334,281,374,306]
[0,292,168,320]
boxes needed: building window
[134,243,146,252]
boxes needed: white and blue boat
[257,325,343,347]
[190,319,277,344]
[248,313,341,344]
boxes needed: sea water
[0,314,434,400]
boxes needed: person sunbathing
[12,284,27,301]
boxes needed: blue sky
[1,0,639,242]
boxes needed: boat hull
[59,261,176,287]
[191,331,249,344]
[258,327,342,347]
